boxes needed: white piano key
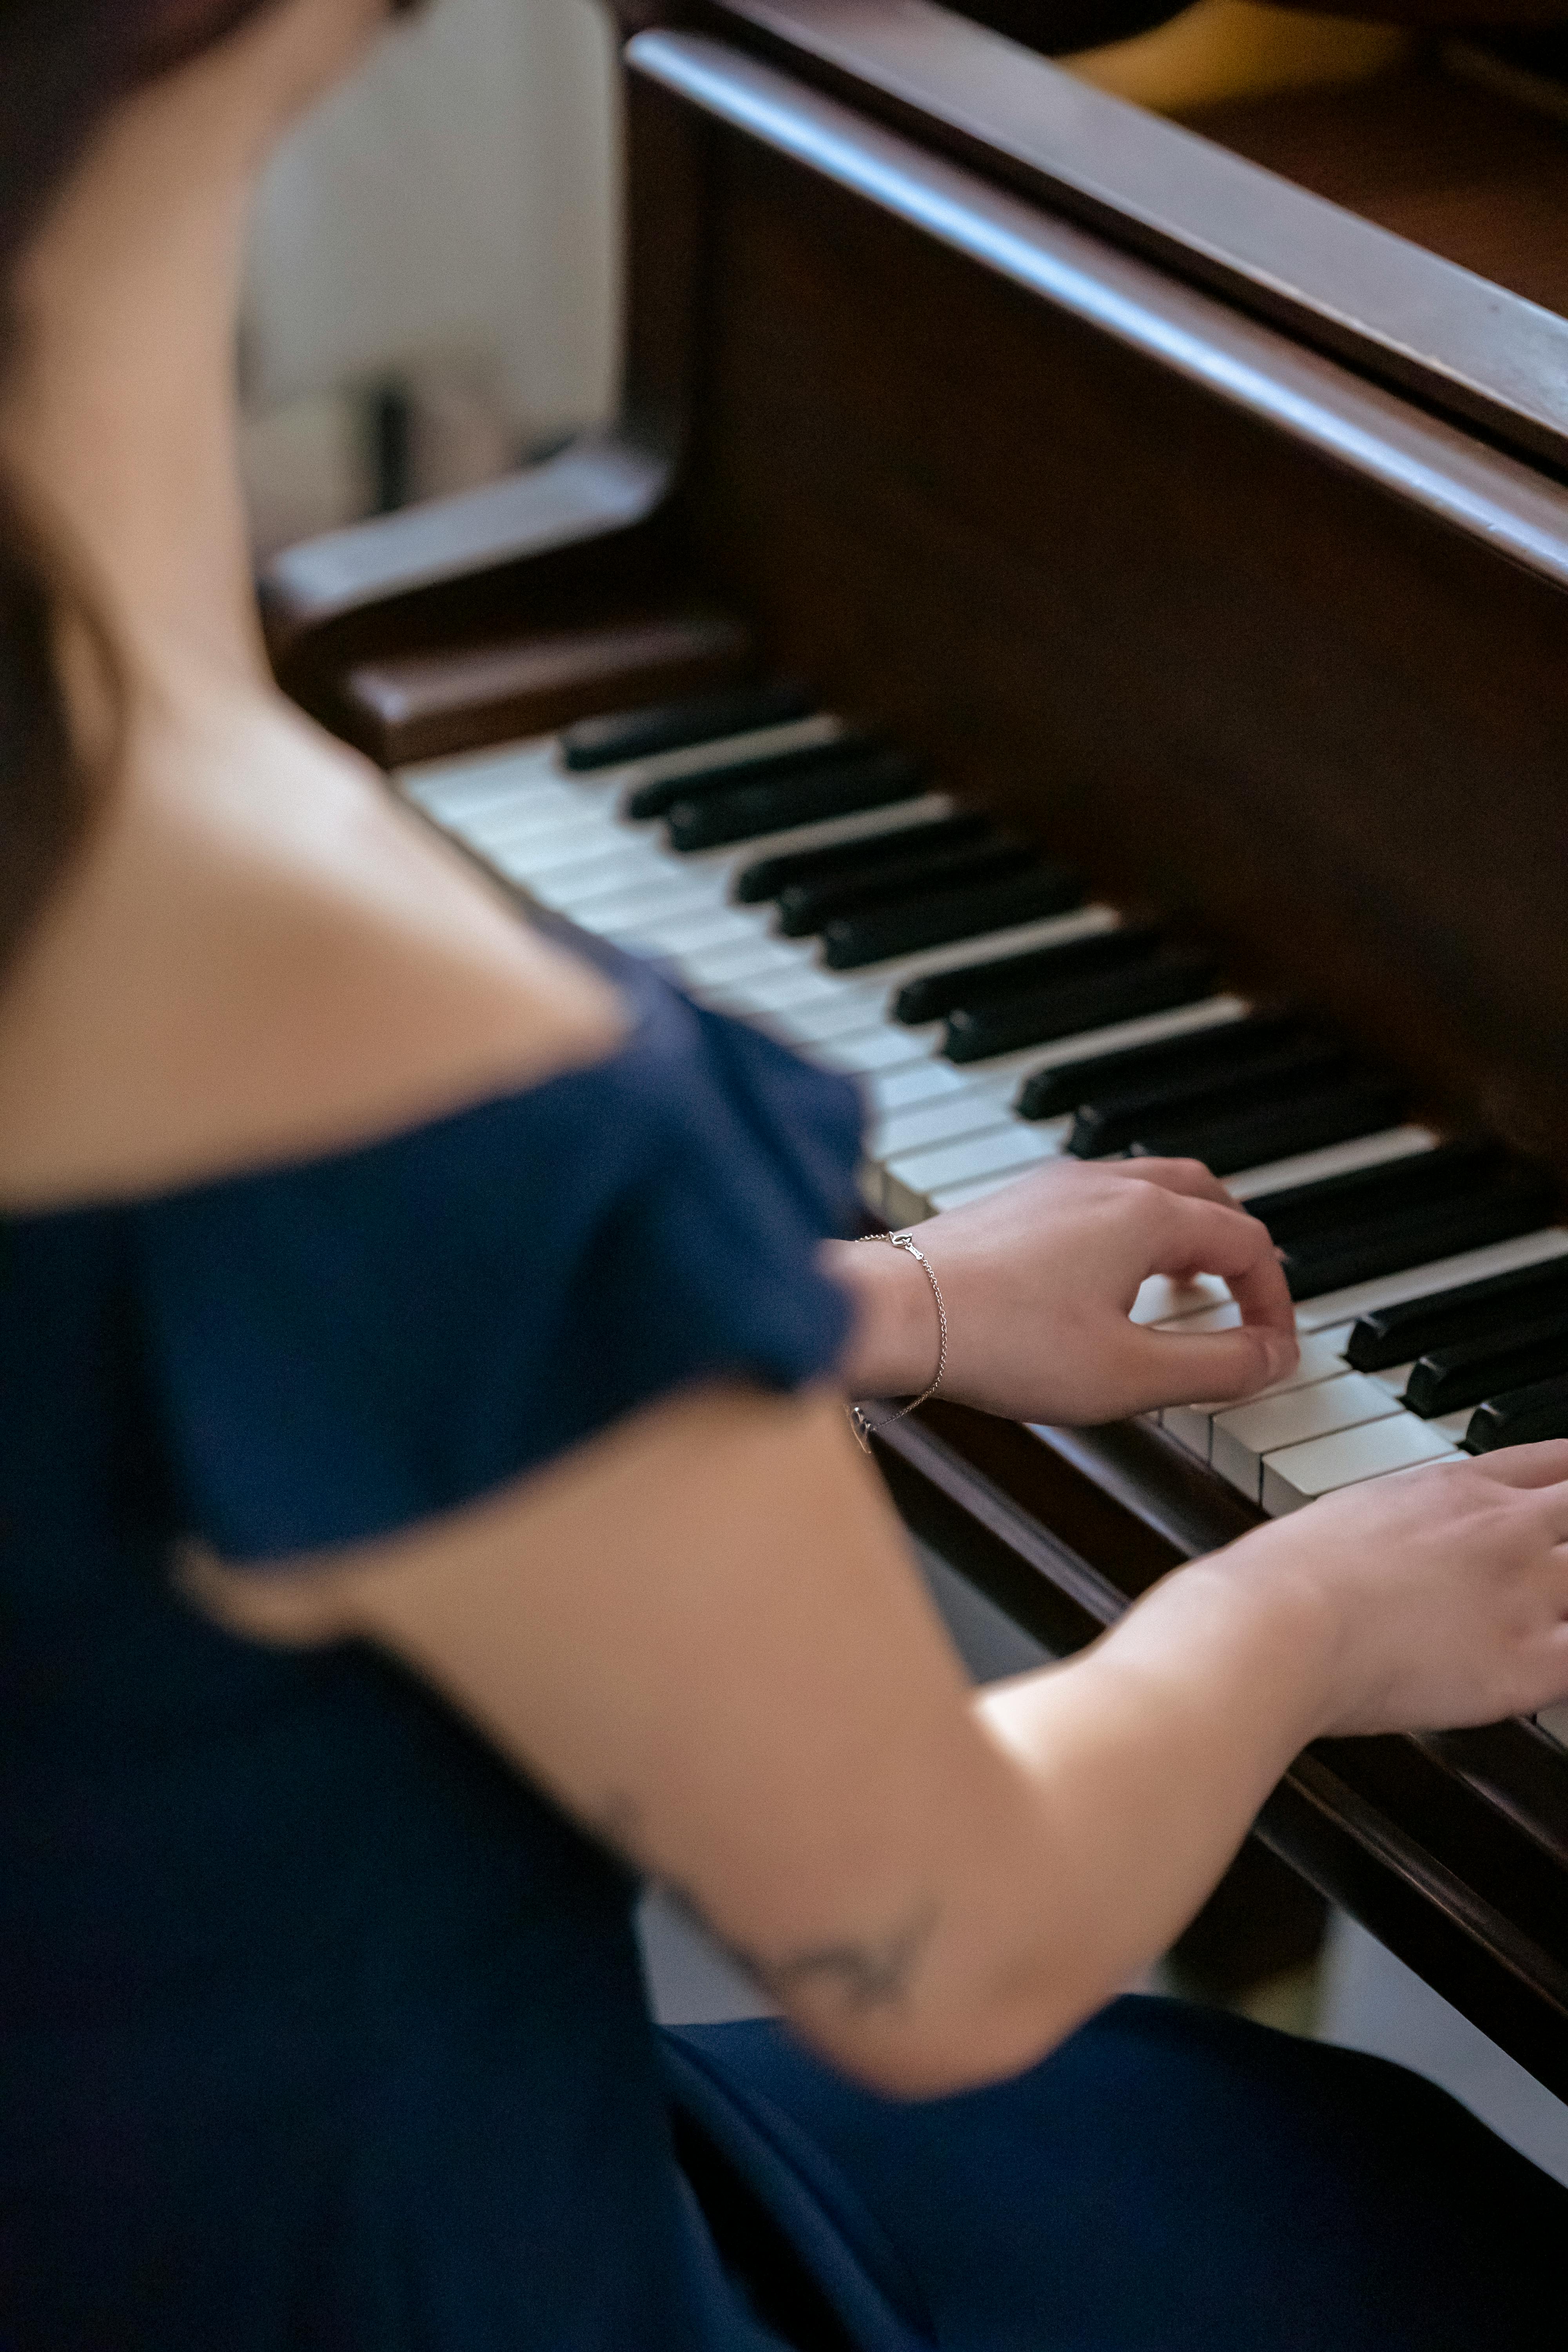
[401,717,855,849]
[1162,1324,1356,1460]
[699,967,885,1020]
[593,711,846,791]
[1154,1298,1242,1332]
[1535,1701,1568,1749]
[1156,1232,1568,1350]
[599,888,771,952]
[694,911,1123,1040]
[1015,992,1250,1077]
[485,778,961,890]
[1226,1125,1437,1201]
[865,997,1251,1152]
[1367,1361,1415,1398]
[831,904,1118,991]
[883,1122,1063,1204]
[404,713,848,822]
[1261,1417,1458,1515]
[1132,1273,1236,1326]
[873,1096,1058,1164]
[676,934,811,986]
[424,774,589,837]
[537,849,696,913]
[397,735,578,822]
[1292,1227,1568,1334]
[653,790,963,881]
[1160,1410,1214,1460]
[818,1024,942,1076]
[586,883,749,941]
[865,1078,1016,1156]
[864,1060,979,1115]
[563,835,734,899]
[464,787,616,845]
[603,906,765,956]
[490,823,637,886]
[766,992,922,1048]
[568,872,731,931]
[1212,1373,1402,1503]
[864,999,1253,1156]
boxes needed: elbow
[785,1991,1086,2103]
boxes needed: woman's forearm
[817,1546,1338,2099]
[974,1556,1333,2048]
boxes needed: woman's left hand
[826,1157,1298,1425]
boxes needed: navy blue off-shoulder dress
[0,951,1562,2352]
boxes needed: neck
[0,156,269,715]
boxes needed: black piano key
[1253,1140,1512,1251]
[560,681,812,771]
[1280,1171,1557,1302]
[1465,1373,1568,1453]
[666,751,926,853]
[1014,1009,1308,1123]
[893,923,1161,1028]
[944,950,1216,1064]
[625,731,882,823]
[733,813,991,904]
[777,842,1036,937]
[1125,1077,1406,1179]
[1345,1260,1568,1373]
[1405,1315,1568,1418]
[1067,1040,1357,1158]
[821,866,1085,972]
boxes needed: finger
[1464,1440,1568,1492]
[1136,1320,1298,1406]
[1111,1156,1238,1210]
[1147,1194,1297,1339]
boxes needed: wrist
[1109,1539,1345,1763]
[821,1233,944,1398]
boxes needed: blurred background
[239,0,621,557]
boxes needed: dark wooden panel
[642,74,1568,1172]
[261,432,699,741]
[338,606,750,766]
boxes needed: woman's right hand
[1218,1441,1568,1738]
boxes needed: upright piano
[263,0,1568,2096]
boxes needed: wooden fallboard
[628,30,1568,1181]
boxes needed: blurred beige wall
[241,0,622,545]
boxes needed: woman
[2,4,1567,2346]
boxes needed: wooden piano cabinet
[263,0,1568,2090]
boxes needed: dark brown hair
[0,0,293,977]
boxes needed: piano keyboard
[397,688,1568,1753]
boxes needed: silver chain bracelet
[848,1230,949,1453]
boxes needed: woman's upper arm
[187,1380,1024,2074]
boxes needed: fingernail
[1261,1334,1298,1383]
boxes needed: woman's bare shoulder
[0,701,629,1210]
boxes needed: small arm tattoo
[744,1896,942,2015]
[594,1797,941,2022]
